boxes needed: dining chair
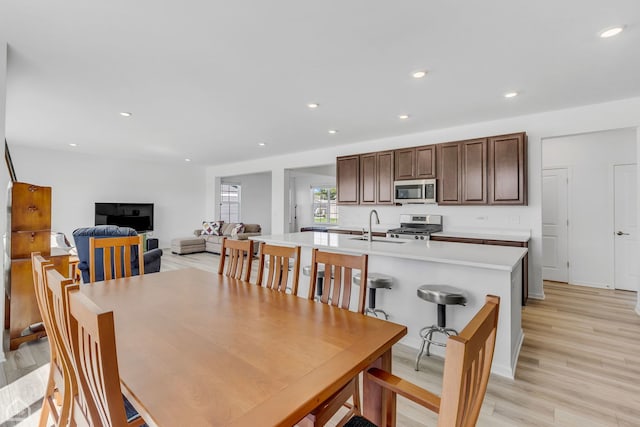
[44,264,95,427]
[31,253,72,427]
[344,295,501,427]
[218,237,254,282]
[89,235,145,283]
[255,242,301,295]
[67,288,147,427]
[45,265,145,427]
[303,248,368,427]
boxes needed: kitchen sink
[349,237,406,244]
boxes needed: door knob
[616,231,630,236]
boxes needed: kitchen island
[253,232,527,379]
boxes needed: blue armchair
[72,225,163,283]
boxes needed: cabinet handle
[27,205,38,212]
[30,232,36,243]
[28,185,39,192]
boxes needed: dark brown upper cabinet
[360,151,394,205]
[336,155,359,205]
[394,145,436,180]
[488,132,527,205]
[461,138,488,204]
[436,142,462,204]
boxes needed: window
[311,186,338,224]
[220,183,241,223]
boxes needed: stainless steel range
[387,214,443,240]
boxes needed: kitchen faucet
[368,209,380,243]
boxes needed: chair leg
[425,329,434,357]
[415,329,429,371]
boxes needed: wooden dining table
[79,268,407,427]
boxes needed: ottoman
[171,236,206,254]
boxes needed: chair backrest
[218,237,254,281]
[438,295,500,427]
[68,289,130,427]
[31,253,71,425]
[45,266,94,427]
[256,242,301,294]
[308,248,368,313]
[72,225,143,283]
[89,235,144,283]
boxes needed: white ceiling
[1,1,639,166]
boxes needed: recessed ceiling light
[328,129,338,134]
[307,103,319,109]
[119,112,132,117]
[412,70,427,79]
[599,26,624,38]
[68,143,78,147]
[258,142,266,146]
[504,91,519,98]
[184,158,191,162]
[398,114,410,120]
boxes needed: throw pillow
[203,220,224,235]
[231,222,245,237]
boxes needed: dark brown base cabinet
[430,235,529,305]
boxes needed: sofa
[171,222,262,255]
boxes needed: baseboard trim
[528,292,545,300]
[510,329,525,379]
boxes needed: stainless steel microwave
[394,179,437,204]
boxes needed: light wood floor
[2,252,639,426]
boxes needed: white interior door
[614,164,638,291]
[542,168,569,282]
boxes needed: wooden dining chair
[44,265,94,427]
[303,248,368,427]
[218,237,254,281]
[255,242,301,294]
[344,295,501,427]
[67,288,147,427]
[89,235,145,283]
[31,253,71,427]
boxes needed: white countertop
[432,229,531,243]
[253,232,527,272]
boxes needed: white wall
[543,128,637,288]
[4,146,207,248]
[207,96,640,302]
[0,42,6,361]
[221,172,272,235]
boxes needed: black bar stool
[303,265,325,299]
[415,284,467,371]
[353,272,393,319]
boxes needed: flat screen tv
[95,203,154,232]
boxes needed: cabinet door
[415,145,436,178]
[376,151,394,204]
[337,155,360,204]
[360,153,377,205]
[394,148,415,180]
[437,142,462,204]
[10,183,52,232]
[488,133,527,205]
[461,138,487,204]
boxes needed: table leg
[363,348,395,427]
